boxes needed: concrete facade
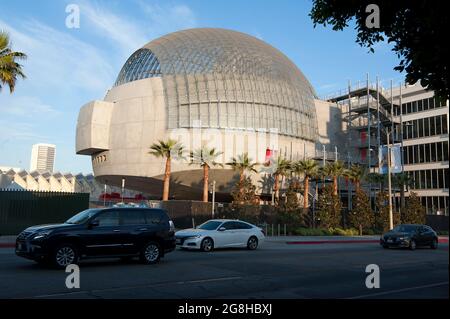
[76,28,322,200]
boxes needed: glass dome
[114,28,318,141]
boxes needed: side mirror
[89,220,99,228]
[218,227,226,231]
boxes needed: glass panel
[431,143,437,162]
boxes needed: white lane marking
[32,276,243,298]
[347,281,449,299]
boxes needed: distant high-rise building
[30,143,56,172]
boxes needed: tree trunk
[162,156,171,201]
[303,176,309,209]
[203,165,209,202]
[274,174,280,200]
[355,180,360,193]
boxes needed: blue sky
[0,0,404,174]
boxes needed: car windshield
[392,225,418,233]
[197,221,223,230]
[65,209,99,224]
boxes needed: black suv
[15,207,176,268]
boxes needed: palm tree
[227,153,258,194]
[272,157,292,200]
[393,172,412,211]
[190,147,223,202]
[0,31,27,93]
[322,160,345,196]
[367,172,386,192]
[149,139,184,200]
[345,164,366,193]
[295,159,319,210]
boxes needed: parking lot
[0,240,448,299]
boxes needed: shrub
[401,192,426,224]
[316,185,342,228]
[348,189,374,235]
[329,227,359,236]
[292,227,359,236]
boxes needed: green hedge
[293,227,360,236]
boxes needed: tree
[348,189,374,235]
[316,185,342,228]
[294,159,319,211]
[401,192,426,225]
[272,157,292,201]
[149,139,184,200]
[0,31,27,93]
[367,172,386,192]
[345,164,366,193]
[374,191,400,232]
[322,160,345,196]
[392,172,413,212]
[310,1,449,99]
[230,176,258,206]
[190,147,223,202]
[227,153,258,195]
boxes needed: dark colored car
[380,224,438,250]
[15,207,176,268]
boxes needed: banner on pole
[378,144,402,174]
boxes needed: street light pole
[386,128,394,230]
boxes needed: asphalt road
[0,241,448,299]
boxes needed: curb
[285,238,449,245]
[0,243,15,248]
[285,240,379,245]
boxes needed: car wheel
[140,242,161,264]
[53,244,78,268]
[409,239,417,250]
[430,238,438,249]
[200,238,214,252]
[247,236,258,250]
[382,244,389,249]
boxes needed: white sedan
[175,219,265,252]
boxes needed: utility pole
[367,73,371,170]
[386,128,394,230]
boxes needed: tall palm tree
[345,164,366,193]
[227,153,258,183]
[295,159,319,210]
[322,160,345,196]
[227,153,258,194]
[393,172,412,211]
[190,147,223,202]
[149,139,184,200]
[367,172,386,192]
[0,31,27,93]
[272,157,292,200]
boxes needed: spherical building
[76,28,320,200]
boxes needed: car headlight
[398,237,409,241]
[187,235,202,239]
[32,231,51,240]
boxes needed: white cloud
[0,95,59,117]
[79,1,149,56]
[0,18,115,94]
[79,0,197,59]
